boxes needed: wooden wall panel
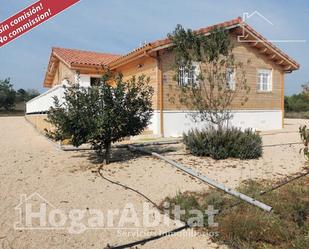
[116,56,159,110]
[52,61,76,86]
[160,36,285,111]
[48,35,286,114]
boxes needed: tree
[46,73,154,164]
[285,94,309,112]
[168,26,250,129]
[0,78,16,111]
[25,89,40,101]
[301,81,309,93]
[17,88,27,102]
[285,82,309,113]
[16,88,40,102]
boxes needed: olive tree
[168,25,250,129]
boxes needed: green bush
[183,127,262,160]
[285,94,309,112]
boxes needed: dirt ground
[0,117,308,249]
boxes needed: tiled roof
[151,17,242,48]
[52,47,121,67]
[45,17,299,88]
[109,17,299,70]
[51,18,299,71]
[109,17,243,67]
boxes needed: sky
[0,0,308,95]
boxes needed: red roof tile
[109,17,299,71]
[151,17,242,48]
[52,47,121,67]
[109,17,243,66]
[46,17,299,87]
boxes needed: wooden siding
[48,35,285,113]
[52,61,76,87]
[160,36,285,111]
[116,56,159,110]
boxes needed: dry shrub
[161,177,309,249]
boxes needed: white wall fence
[26,84,66,114]
[26,74,96,114]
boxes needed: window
[178,63,199,86]
[226,68,236,90]
[257,69,272,92]
[90,77,101,86]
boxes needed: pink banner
[0,0,80,47]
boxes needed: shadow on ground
[70,145,179,168]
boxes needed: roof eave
[239,24,300,72]
[108,19,300,73]
[109,44,153,69]
[43,51,60,88]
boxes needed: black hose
[259,170,309,195]
[105,223,190,249]
[98,165,160,210]
[99,145,308,248]
[98,165,191,249]
[219,170,309,215]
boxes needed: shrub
[285,111,309,119]
[161,177,309,249]
[285,94,309,112]
[46,73,153,164]
[183,127,262,160]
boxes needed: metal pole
[128,145,272,212]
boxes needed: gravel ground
[0,117,307,249]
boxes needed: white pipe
[128,145,272,212]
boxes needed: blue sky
[0,0,308,95]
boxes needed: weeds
[161,177,309,249]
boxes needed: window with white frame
[226,68,236,90]
[178,63,199,86]
[257,69,272,92]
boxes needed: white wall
[77,74,102,88]
[26,74,101,114]
[148,111,160,135]
[78,75,91,88]
[150,110,283,137]
[26,84,66,113]
[230,110,282,131]
[26,74,93,114]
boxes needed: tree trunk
[104,142,111,164]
